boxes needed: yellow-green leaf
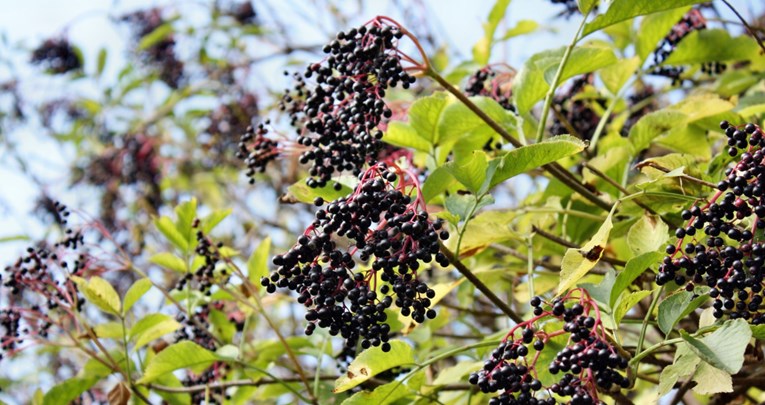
[558,208,615,294]
[123,278,153,315]
[130,313,181,349]
[333,341,415,393]
[71,276,121,315]
[137,341,217,383]
[247,237,271,284]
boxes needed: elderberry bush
[648,8,707,84]
[261,163,448,352]
[470,289,629,405]
[279,19,417,188]
[657,121,765,323]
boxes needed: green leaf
[333,341,415,393]
[658,345,700,397]
[123,278,153,315]
[663,29,761,66]
[382,122,431,152]
[599,56,640,94]
[472,0,512,65]
[444,151,489,194]
[340,380,410,405]
[614,289,653,324]
[752,325,765,340]
[438,96,515,159]
[489,135,586,189]
[286,178,353,204]
[610,251,663,307]
[94,322,124,339]
[154,216,189,252]
[627,214,669,256]
[499,20,539,40]
[513,44,617,114]
[421,166,457,203]
[636,7,692,61]
[201,208,232,234]
[70,276,121,315]
[680,319,751,374]
[138,23,174,51]
[137,341,217,383]
[96,47,107,77]
[43,378,99,405]
[130,313,181,349]
[558,208,615,294]
[247,236,271,284]
[583,0,707,36]
[692,361,732,395]
[149,252,187,273]
[445,194,494,222]
[175,198,198,245]
[658,291,708,335]
[409,92,452,145]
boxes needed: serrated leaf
[444,151,489,194]
[286,178,353,204]
[614,289,653,324]
[43,378,100,405]
[71,276,121,315]
[174,199,197,245]
[383,122,431,152]
[438,96,515,161]
[513,44,616,114]
[583,0,707,36]
[489,135,586,188]
[123,278,152,315]
[691,362,732,395]
[558,209,614,294]
[130,314,181,350]
[658,346,700,397]
[681,319,751,374]
[409,92,452,145]
[94,322,124,339]
[499,20,539,40]
[610,251,663,307]
[247,236,271,284]
[333,341,415,393]
[658,291,708,335]
[137,341,217,383]
[627,215,669,256]
[472,0,511,65]
[149,252,187,273]
[154,216,189,252]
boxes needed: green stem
[535,9,591,143]
[632,287,662,372]
[587,85,623,154]
[526,234,536,302]
[455,195,485,258]
[120,316,133,385]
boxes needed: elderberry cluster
[470,290,629,405]
[121,8,184,88]
[174,221,230,296]
[261,163,448,352]
[30,38,82,74]
[464,66,515,112]
[547,0,582,19]
[550,75,604,141]
[657,121,765,323]
[204,92,258,166]
[1,202,88,361]
[648,9,706,84]
[236,122,281,183]
[278,19,416,188]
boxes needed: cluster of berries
[470,289,629,404]
[464,66,516,112]
[30,38,82,74]
[657,121,765,323]
[261,163,448,352]
[236,122,282,183]
[276,18,416,188]
[204,93,259,166]
[550,75,603,141]
[0,202,88,361]
[174,220,229,296]
[548,0,582,19]
[121,8,184,88]
[648,9,707,84]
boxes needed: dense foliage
[1,0,765,404]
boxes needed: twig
[721,0,765,55]
[439,244,524,323]
[532,226,627,267]
[634,161,717,189]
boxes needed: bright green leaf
[636,7,692,61]
[499,20,539,40]
[154,216,189,252]
[663,29,761,66]
[383,122,431,152]
[123,278,153,315]
[409,92,452,145]
[247,236,271,284]
[96,48,107,77]
[600,56,640,94]
[610,251,663,307]
[490,135,586,188]
[201,208,232,234]
[286,178,353,204]
[43,378,99,405]
[130,313,181,349]
[658,291,708,335]
[421,166,457,203]
[614,289,653,324]
[138,23,174,51]
[558,208,615,294]
[137,341,217,383]
[583,0,707,36]
[94,322,124,339]
[627,215,669,256]
[472,0,511,65]
[71,276,121,315]
[444,151,489,194]
[149,252,187,273]
[333,341,415,393]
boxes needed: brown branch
[439,244,524,323]
[634,161,717,189]
[720,0,765,55]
